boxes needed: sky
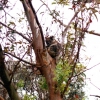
[83,34,100,100]
[1,0,100,99]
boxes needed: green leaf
[9,21,15,25]
[52,2,56,4]
[17,79,24,88]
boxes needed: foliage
[17,79,24,88]
[54,60,72,91]
[38,77,48,90]
[54,59,86,99]
[52,0,69,5]
[23,94,37,100]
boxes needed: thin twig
[74,62,100,78]
[90,95,100,98]
[40,0,67,27]
[85,30,100,37]
[62,6,83,38]
[90,81,100,91]
[9,50,28,82]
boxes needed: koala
[45,36,62,58]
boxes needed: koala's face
[45,36,54,47]
[48,43,61,58]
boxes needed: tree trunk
[38,56,62,100]
[21,0,63,99]
[0,45,21,100]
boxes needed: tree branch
[5,52,35,66]
[21,0,44,50]
[0,21,31,43]
[90,95,100,98]
[85,30,100,37]
[28,0,45,49]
